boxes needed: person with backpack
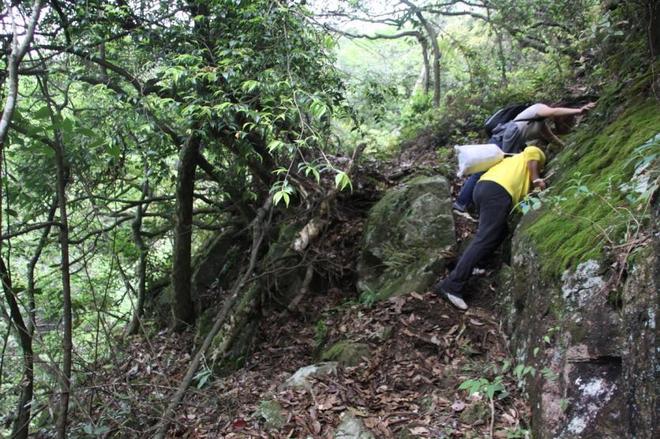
[452,102,596,215]
[434,145,547,310]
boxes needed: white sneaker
[453,209,478,222]
[444,291,468,310]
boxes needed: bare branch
[0,221,63,240]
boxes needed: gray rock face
[501,227,658,438]
[357,175,455,299]
[282,362,338,390]
[334,412,375,439]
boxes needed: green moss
[459,401,490,424]
[321,340,370,366]
[256,400,286,429]
[523,98,660,276]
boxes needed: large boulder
[496,92,659,438]
[499,227,657,438]
[357,175,455,299]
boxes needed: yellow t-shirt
[479,146,546,205]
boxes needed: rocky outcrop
[498,93,659,438]
[501,215,657,438]
[357,175,454,298]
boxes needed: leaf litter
[72,154,529,438]
[77,288,528,438]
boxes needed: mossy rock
[357,175,455,299]
[255,399,286,430]
[459,401,489,424]
[321,341,370,366]
[522,100,660,276]
[335,412,375,439]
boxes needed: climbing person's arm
[540,123,566,147]
[527,160,546,190]
[535,102,596,118]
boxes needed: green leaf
[273,189,291,207]
[267,140,284,152]
[214,102,233,113]
[334,171,352,191]
[33,106,51,120]
[458,380,474,391]
[310,99,328,119]
[241,80,260,93]
[108,142,121,158]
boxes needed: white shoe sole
[452,210,478,222]
[445,292,468,310]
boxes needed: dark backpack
[484,103,541,138]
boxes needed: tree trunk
[1,258,34,439]
[125,173,149,336]
[647,0,659,60]
[0,3,44,437]
[402,0,441,107]
[425,23,441,107]
[171,135,201,329]
[54,141,73,439]
[417,35,430,94]
[487,7,508,85]
[37,71,74,439]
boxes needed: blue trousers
[456,172,483,208]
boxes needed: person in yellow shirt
[433,146,546,310]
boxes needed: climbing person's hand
[580,102,596,113]
[533,178,547,190]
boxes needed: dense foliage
[0,0,656,436]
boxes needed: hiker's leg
[455,172,484,210]
[441,182,511,294]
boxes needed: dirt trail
[158,280,527,437]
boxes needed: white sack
[454,143,504,177]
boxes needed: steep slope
[500,78,659,437]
